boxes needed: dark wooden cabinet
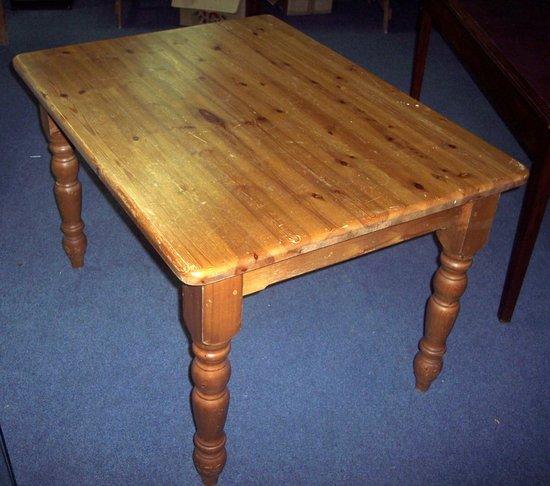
[410,0,549,322]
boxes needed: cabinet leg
[498,153,550,322]
[410,1,432,99]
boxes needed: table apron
[243,205,462,295]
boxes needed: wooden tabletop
[13,15,527,285]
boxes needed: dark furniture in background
[1,1,74,44]
[0,1,7,44]
[10,0,71,8]
[410,0,550,322]
[115,0,121,27]
[0,424,17,486]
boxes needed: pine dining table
[13,15,527,485]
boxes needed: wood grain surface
[13,15,528,285]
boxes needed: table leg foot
[42,108,87,268]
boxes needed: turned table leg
[414,196,499,391]
[183,276,243,485]
[40,106,87,268]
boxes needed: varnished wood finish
[191,341,231,486]
[414,195,499,390]
[415,251,471,391]
[183,277,243,485]
[409,0,549,321]
[243,206,460,295]
[183,276,243,345]
[14,16,530,484]
[41,106,87,267]
[13,15,527,286]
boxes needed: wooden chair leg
[382,0,391,34]
[115,0,123,28]
[0,0,8,45]
[182,276,243,485]
[410,1,432,99]
[40,106,87,268]
[246,0,261,16]
[414,196,499,391]
[498,149,550,322]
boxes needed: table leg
[410,0,432,99]
[414,196,499,391]
[40,106,87,268]
[182,276,243,485]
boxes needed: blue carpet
[1,1,549,484]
